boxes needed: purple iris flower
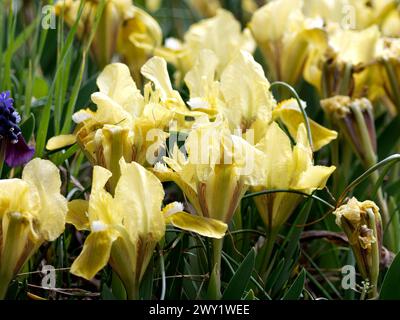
[0,91,34,167]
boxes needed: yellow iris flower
[0,159,67,299]
[56,0,162,74]
[184,49,337,149]
[154,117,265,224]
[184,49,274,139]
[303,0,396,31]
[117,6,162,87]
[249,0,327,85]
[68,159,226,299]
[47,63,169,186]
[55,0,135,67]
[252,122,335,233]
[304,24,381,98]
[157,9,255,84]
[368,38,400,114]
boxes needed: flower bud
[334,197,381,297]
[321,96,377,168]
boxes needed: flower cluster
[2,0,400,301]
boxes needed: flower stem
[0,280,10,300]
[338,63,353,96]
[366,208,380,299]
[211,238,223,299]
[125,281,140,300]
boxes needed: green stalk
[3,2,17,91]
[0,277,9,300]
[211,238,224,299]
[159,247,166,300]
[338,63,353,96]
[366,208,379,299]
[329,116,340,196]
[124,279,140,300]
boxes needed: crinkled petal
[22,159,67,240]
[114,159,165,241]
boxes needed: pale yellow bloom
[154,117,266,224]
[305,26,382,97]
[0,159,67,299]
[68,159,226,299]
[381,10,400,37]
[47,63,169,178]
[184,50,337,148]
[252,122,335,231]
[157,9,255,83]
[249,0,326,85]
[56,0,162,75]
[303,0,396,30]
[368,37,400,113]
[117,6,162,86]
[330,26,381,66]
[184,50,275,138]
[55,0,135,67]
[140,56,213,127]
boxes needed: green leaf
[282,269,306,300]
[20,113,35,142]
[49,144,79,166]
[283,200,312,260]
[32,76,49,99]
[140,258,154,300]
[243,289,257,300]
[222,248,256,300]
[378,115,400,158]
[5,18,38,56]
[380,251,400,299]
[101,284,117,300]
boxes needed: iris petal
[5,136,35,167]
